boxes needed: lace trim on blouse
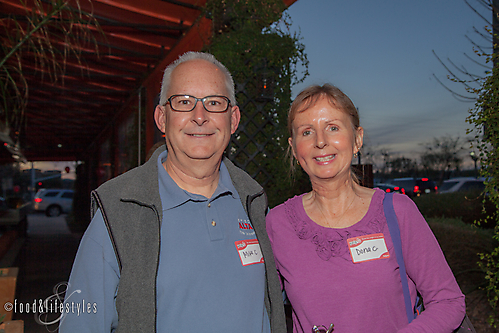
[284,191,386,261]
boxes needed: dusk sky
[285,0,491,166]
[26,0,491,175]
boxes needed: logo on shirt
[238,219,253,230]
[238,218,255,236]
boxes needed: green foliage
[204,0,309,207]
[467,57,499,327]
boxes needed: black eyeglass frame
[165,94,231,113]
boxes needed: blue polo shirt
[156,151,270,332]
[59,151,270,333]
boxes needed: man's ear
[154,105,166,133]
[230,105,241,134]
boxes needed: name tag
[235,239,264,266]
[347,233,389,263]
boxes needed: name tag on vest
[235,239,264,266]
[347,233,390,263]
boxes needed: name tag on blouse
[347,233,390,263]
[235,239,264,266]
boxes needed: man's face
[154,59,240,168]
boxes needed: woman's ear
[354,127,364,154]
[288,137,297,159]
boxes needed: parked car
[389,178,438,197]
[33,189,74,217]
[0,196,29,236]
[439,177,485,194]
[374,183,406,195]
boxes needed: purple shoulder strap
[383,192,414,323]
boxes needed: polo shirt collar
[157,151,238,210]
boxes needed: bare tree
[389,157,418,176]
[420,135,465,183]
[433,0,494,101]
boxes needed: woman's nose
[315,130,326,149]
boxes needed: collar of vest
[110,145,265,211]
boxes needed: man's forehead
[168,59,227,95]
[173,59,220,75]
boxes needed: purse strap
[382,192,414,324]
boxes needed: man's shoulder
[95,152,161,200]
[223,157,262,192]
[96,162,150,191]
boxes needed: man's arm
[59,209,120,333]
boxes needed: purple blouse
[266,189,465,333]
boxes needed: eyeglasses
[312,324,334,333]
[166,95,231,113]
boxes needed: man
[59,52,285,332]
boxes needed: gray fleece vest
[90,145,286,333]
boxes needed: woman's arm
[393,194,466,333]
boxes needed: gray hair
[159,51,236,106]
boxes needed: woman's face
[289,97,363,183]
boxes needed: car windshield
[391,180,414,188]
[460,181,485,192]
[0,198,7,210]
[439,181,458,191]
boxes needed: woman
[266,84,466,332]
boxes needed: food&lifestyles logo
[2,282,97,328]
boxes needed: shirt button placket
[206,200,223,240]
[208,202,215,226]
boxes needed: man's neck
[163,157,221,198]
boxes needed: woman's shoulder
[266,194,307,237]
[373,187,417,208]
[269,193,305,215]
[391,191,419,211]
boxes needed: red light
[34,198,42,203]
[414,185,419,192]
[435,186,438,191]
[422,178,428,181]
[38,182,42,186]
[386,189,391,192]
[394,187,400,190]
[401,188,405,194]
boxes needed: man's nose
[191,100,208,125]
